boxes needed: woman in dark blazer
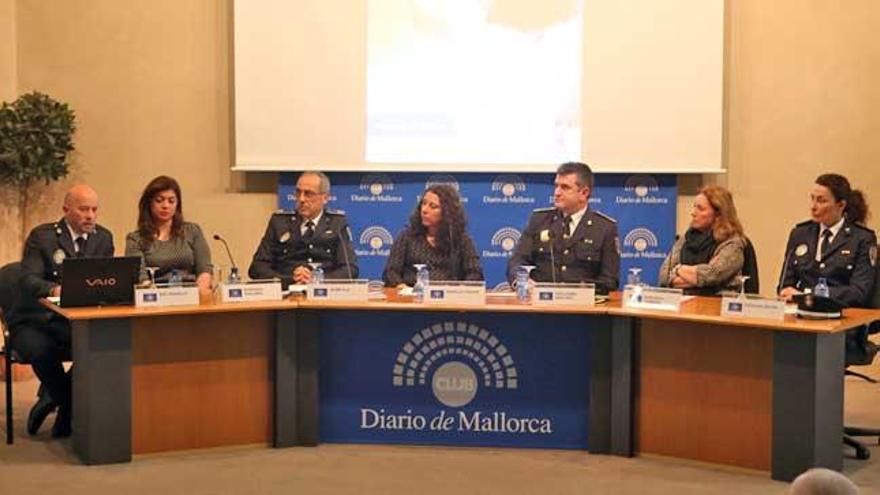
[383,184,483,288]
[778,173,876,307]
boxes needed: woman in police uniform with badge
[778,173,877,307]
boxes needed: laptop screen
[60,256,140,307]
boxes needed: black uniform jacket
[11,218,114,327]
[248,209,358,288]
[778,219,877,307]
[507,207,620,294]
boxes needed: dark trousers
[10,317,72,410]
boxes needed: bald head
[790,468,858,495]
[62,185,100,234]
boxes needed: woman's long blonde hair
[700,185,744,242]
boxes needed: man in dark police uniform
[9,185,114,438]
[249,171,358,288]
[507,162,620,294]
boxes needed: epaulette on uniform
[273,209,297,216]
[849,222,876,235]
[593,210,617,224]
[325,208,347,216]
[532,207,555,213]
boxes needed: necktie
[563,216,573,238]
[304,220,315,239]
[819,228,833,260]
[75,236,86,257]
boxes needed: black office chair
[742,237,760,294]
[843,245,880,460]
[0,262,23,444]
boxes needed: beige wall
[2,0,879,295]
[0,0,14,100]
[7,0,276,271]
[0,0,18,264]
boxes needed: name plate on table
[309,279,370,302]
[220,280,282,303]
[135,285,199,307]
[532,283,595,306]
[425,281,486,306]
[721,294,786,321]
[622,285,683,311]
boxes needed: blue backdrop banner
[318,311,597,448]
[279,172,677,287]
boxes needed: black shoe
[51,406,71,439]
[27,393,58,436]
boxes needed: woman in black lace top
[383,185,484,288]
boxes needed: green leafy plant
[0,91,77,244]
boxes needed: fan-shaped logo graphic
[492,227,521,252]
[624,175,659,198]
[393,321,518,408]
[426,174,460,191]
[623,227,658,252]
[360,173,395,196]
[621,227,667,260]
[616,174,668,205]
[492,281,513,293]
[482,227,521,259]
[352,174,403,203]
[424,174,468,203]
[484,174,535,205]
[491,175,526,197]
[356,226,394,257]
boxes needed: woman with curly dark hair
[383,184,483,288]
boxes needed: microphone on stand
[213,234,241,283]
[337,226,355,280]
[540,215,560,284]
[777,242,798,296]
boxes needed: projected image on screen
[366,0,583,164]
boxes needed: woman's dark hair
[137,175,185,245]
[407,184,468,255]
[815,173,870,224]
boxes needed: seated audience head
[789,468,859,495]
[295,171,330,220]
[554,161,593,215]
[408,184,467,252]
[692,185,744,241]
[138,175,184,241]
[812,173,869,226]
[62,184,100,235]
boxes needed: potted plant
[0,91,77,245]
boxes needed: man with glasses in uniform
[249,171,358,288]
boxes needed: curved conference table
[44,290,880,481]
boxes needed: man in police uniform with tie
[9,185,114,438]
[507,162,620,294]
[249,171,358,288]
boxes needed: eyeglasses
[295,188,322,200]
